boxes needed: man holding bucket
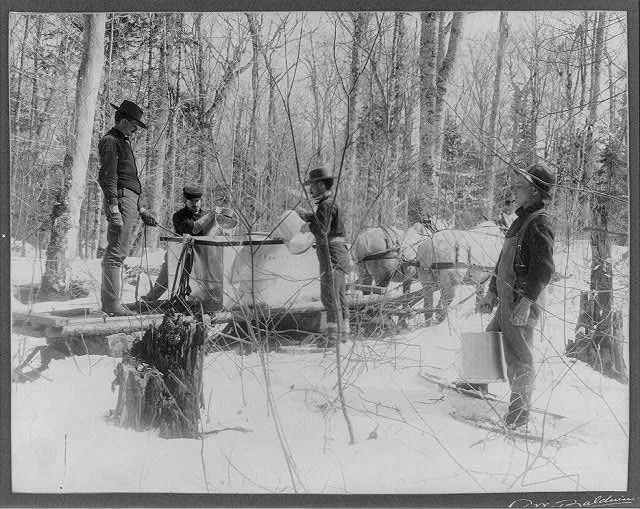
[297,167,351,348]
[140,184,232,303]
[475,162,556,429]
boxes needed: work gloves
[511,296,533,326]
[476,291,497,314]
[476,291,534,326]
[107,205,124,233]
[139,208,158,227]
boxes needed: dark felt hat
[183,184,203,200]
[512,162,556,199]
[110,100,147,129]
[303,167,334,188]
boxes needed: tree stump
[566,291,628,384]
[111,313,207,437]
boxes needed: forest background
[8,10,629,303]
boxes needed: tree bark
[245,13,260,228]
[112,315,206,437]
[146,14,175,249]
[419,12,464,221]
[41,14,106,295]
[418,11,438,220]
[566,12,627,384]
[483,12,508,219]
[309,34,323,167]
[432,12,465,201]
[342,13,368,237]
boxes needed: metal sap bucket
[206,207,240,236]
[274,210,304,242]
[274,210,314,254]
[460,332,507,383]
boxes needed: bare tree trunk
[87,152,101,259]
[566,12,627,383]
[483,11,508,219]
[344,13,368,237]
[194,13,208,190]
[27,16,43,157]
[418,12,438,221]
[11,15,29,141]
[400,72,415,224]
[146,14,175,248]
[245,13,260,228]
[231,96,246,197]
[386,12,406,227]
[309,34,323,166]
[41,14,106,295]
[11,15,31,233]
[264,56,278,226]
[419,12,464,220]
[432,12,465,217]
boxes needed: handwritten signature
[509,495,637,508]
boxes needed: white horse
[415,221,505,323]
[350,224,428,294]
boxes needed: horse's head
[410,222,432,236]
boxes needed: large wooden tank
[164,234,320,311]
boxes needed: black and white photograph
[2,3,637,505]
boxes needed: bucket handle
[215,207,240,235]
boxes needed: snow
[10,241,631,494]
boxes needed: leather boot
[317,322,338,348]
[504,391,530,429]
[101,264,135,316]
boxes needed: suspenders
[515,210,548,268]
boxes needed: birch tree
[483,11,508,219]
[418,11,465,221]
[41,13,105,295]
[566,12,628,383]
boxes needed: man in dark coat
[141,184,223,302]
[298,167,351,348]
[98,100,158,316]
[475,162,556,429]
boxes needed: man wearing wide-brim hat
[473,161,557,429]
[98,99,158,316]
[297,167,351,348]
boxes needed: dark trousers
[102,188,139,268]
[320,267,348,325]
[486,304,537,408]
[317,238,350,327]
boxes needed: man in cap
[140,184,224,302]
[473,161,557,429]
[297,167,351,348]
[98,99,158,316]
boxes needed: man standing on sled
[473,162,556,429]
[298,168,351,349]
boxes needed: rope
[135,225,154,301]
[169,236,196,310]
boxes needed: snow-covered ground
[10,240,631,494]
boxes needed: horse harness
[360,226,402,262]
[426,212,547,273]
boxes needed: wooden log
[13,308,234,340]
